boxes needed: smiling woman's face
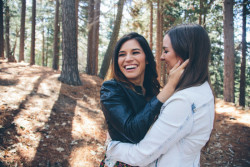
[161,35,183,74]
[118,39,147,86]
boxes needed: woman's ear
[178,57,184,64]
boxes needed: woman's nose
[160,54,165,61]
[125,54,133,61]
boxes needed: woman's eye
[118,54,125,57]
[164,50,168,54]
[133,52,140,55]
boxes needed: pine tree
[59,0,82,86]
[223,0,235,102]
[19,0,26,62]
[30,0,36,65]
[0,0,4,59]
[98,0,125,79]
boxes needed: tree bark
[160,5,166,85]
[156,0,161,82]
[86,0,95,75]
[149,0,153,50]
[52,0,60,70]
[98,0,125,79]
[239,0,247,107]
[0,0,4,59]
[223,0,235,102]
[86,0,100,76]
[5,4,15,62]
[75,0,79,58]
[59,0,82,86]
[19,0,26,62]
[42,26,45,66]
[30,0,36,65]
[93,0,101,75]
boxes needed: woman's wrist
[156,84,175,103]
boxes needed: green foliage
[4,0,250,106]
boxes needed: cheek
[118,58,123,69]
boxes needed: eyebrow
[119,48,141,53]
[162,46,168,50]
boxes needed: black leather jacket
[100,79,163,144]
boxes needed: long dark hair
[109,32,161,97]
[166,24,211,91]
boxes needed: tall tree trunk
[98,0,125,79]
[19,0,26,62]
[93,0,101,75]
[199,0,204,25]
[5,4,15,62]
[75,0,79,58]
[239,0,247,107]
[59,0,82,86]
[52,0,60,70]
[30,0,36,65]
[42,26,45,66]
[86,0,94,75]
[11,28,18,58]
[160,6,166,85]
[149,0,153,50]
[156,0,161,81]
[223,0,235,102]
[45,31,48,67]
[86,0,100,75]
[0,0,4,59]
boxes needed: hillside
[0,60,249,167]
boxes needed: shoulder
[100,79,125,100]
[162,82,214,111]
[101,79,122,91]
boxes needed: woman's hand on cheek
[167,59,189,89]
[156,59,189,103]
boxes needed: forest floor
[0,60,249,167]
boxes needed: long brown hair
[107,32,161,97]
[166,24,211,91]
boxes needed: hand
[167,59,189,89]
[156,59,189,103]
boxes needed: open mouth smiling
[124,65,138,70]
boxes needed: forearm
[106,96,193,166]
[156,83,175,103]
[103,96,162,143]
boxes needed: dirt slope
[0,60,249,167]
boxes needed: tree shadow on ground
[31,83,76,167]
[0,74,47,147]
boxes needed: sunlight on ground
[12,74,61,163]
[69,99,106,165]
[215,99,250,127]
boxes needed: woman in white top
[104,24,215,167]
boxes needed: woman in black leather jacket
[100,32,187,167]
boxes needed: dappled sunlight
[10,74,62,163]
[70,145,104,167]
[69,99,106,165]
[72,102,104,140]
[215,99,250,127]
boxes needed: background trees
[223,0,235,103]
[0,0,4,59]
[59,0,82,86]
[98,0,125,79]
[30,0,36,65]
[52,0,60,70]
[19,0,26,62]
[0,0,249,107]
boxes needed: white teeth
[125,65,137,70]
